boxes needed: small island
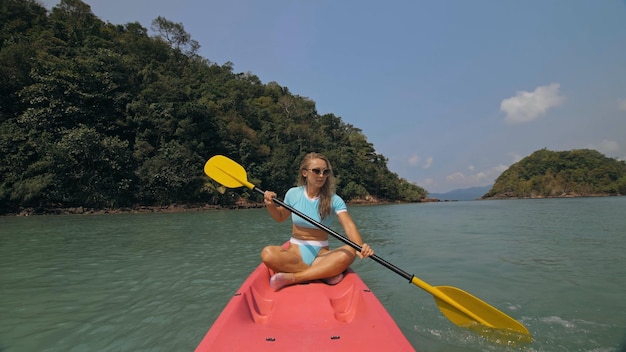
[482,149,626,199]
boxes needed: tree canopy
[0,0,427,214]
[483,149,626,199]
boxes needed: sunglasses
[307,168,331,176]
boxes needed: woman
[261,152,374,290]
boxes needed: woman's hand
[264,191,277,206]
[357,243,374,259]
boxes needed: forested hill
[483,149,626,199]
[0,0,427,215]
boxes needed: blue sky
[40,0,626,193]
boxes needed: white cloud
[423,157,433,169]
[493,164,510,174]
[618,98,626,112]
[500,83,565,124]
[589,139,620,155]
[445,164,509,188]
[421,178,435,187]
[471,164,508,184]
[510,152,524,163]
[475,171,489,181]
[446,172,465,183]
[408,154,433,169]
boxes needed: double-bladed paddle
[203,155,532,344]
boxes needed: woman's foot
[270,272,296,290]
[322,272,344,285]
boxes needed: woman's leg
[291,245,356,283]
[261,244,308,290]
[262,244,356,290]
[260,245,309,273]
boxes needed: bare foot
[270,272,296,290]
[322,272,344,285]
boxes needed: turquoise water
[1,197,625,351]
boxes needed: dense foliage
[483,149,626,198]
[0,0,427,214]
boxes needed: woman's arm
[337,211,374,259]
[264,191,291,222]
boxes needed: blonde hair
[297,152,335,220]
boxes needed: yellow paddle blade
[410,276,531,344]
[203,155,254,190]
[434,286,531,344]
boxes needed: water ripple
[2,198,625,351]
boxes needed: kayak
[195,263,415,351]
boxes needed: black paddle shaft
[253,187,415,283]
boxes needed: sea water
[1,197,625,351]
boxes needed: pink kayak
[195,263,415,351]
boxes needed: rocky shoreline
[7,194,621,216]
[5,197,443,216]
[6,203,265,217]
[481,193,621,200]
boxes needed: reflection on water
[1,197,625,351]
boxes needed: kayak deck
[195,263,415,351]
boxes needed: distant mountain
[429,185,492,201]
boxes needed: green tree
[151,16,199,56]
[0,0,429,214]
[50,125,133,207]
[135,140,203,204]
